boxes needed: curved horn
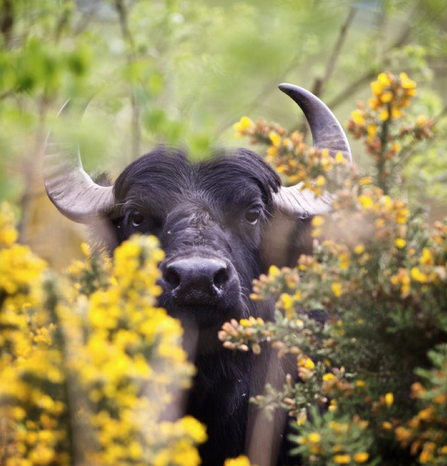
[273,84,352,217]
[43,100,115,223]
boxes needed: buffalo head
[43,84,350,332]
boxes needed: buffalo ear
[81,173,120,254]
[86,216,120,255]
[261,211,313,270]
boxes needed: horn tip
[278,83,292,94]
[278,83,307,97]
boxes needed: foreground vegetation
[225,72,447,465]
[0,213,206,465]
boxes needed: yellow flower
[0,202,18,247]
[410,267,427,283]
[368,98,379,110]
[298,357,315,370]
[353,452,369,463]
[329,399,338,411]
[394,238,406,249]
[280,293,293,311]
[297,410,307,426]
[395,208,410,224]
[380,91,393,103]
[81,242,91,257]
[354,244,365,255]
[338,252,350,270]
[311,216,325,227]
[307,432,321,443]
[333,454,351,464]
[371,80,385,96]
[391,107,402,119]
[419,445,434,464]
[358,194,373,210]
[400,72,416,89]
[178,416,208,444]
[233,116,254,134]
[335,152,348,164]
[390,268,411,296]
[323,373,335,382]
[419,248,434,266]
[11,406,26,420]
[267,146,278,157]
[0,244,47,295]
[359,177,373,186]
[315,175,326,187]
[416,115,428,128]
[224,455,252,466]
[240,318,252,327]
[331,283,342,297]
[379,109,389,121]
[367,124,377,140]
[395,426,412,443]
[351,109,366,126]
[378,72,391,86]
[268,265,281,277]
[268,131,281,147]
[417,407,434,421]
[385,392,394,406]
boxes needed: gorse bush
[0,72,445,466]
[0,207,206,466]
[225,72,447,465]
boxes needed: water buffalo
[43,84,351,466]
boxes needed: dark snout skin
[164,257,230,301]
[160,254,242,329]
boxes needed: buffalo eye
[130,211,144,227]
[244,207,261,225]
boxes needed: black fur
[105,146,309,466]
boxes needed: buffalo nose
[163,257,230,301]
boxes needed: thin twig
[73,5,99,37]
[0,0,14,47]
[115,0,135,49]
[0,88,14,100]
[327,70,377,108]
[295,6,357,135]
[114,0,140,159]
[311,6,358,98]
[54,1,71,43]
[17,92,52,240]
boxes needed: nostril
[163,258,232,301]
[213,267,229,289]
[165,267,181,288]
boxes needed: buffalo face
[112,148,281,333]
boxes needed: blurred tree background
[0,0,446,267]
